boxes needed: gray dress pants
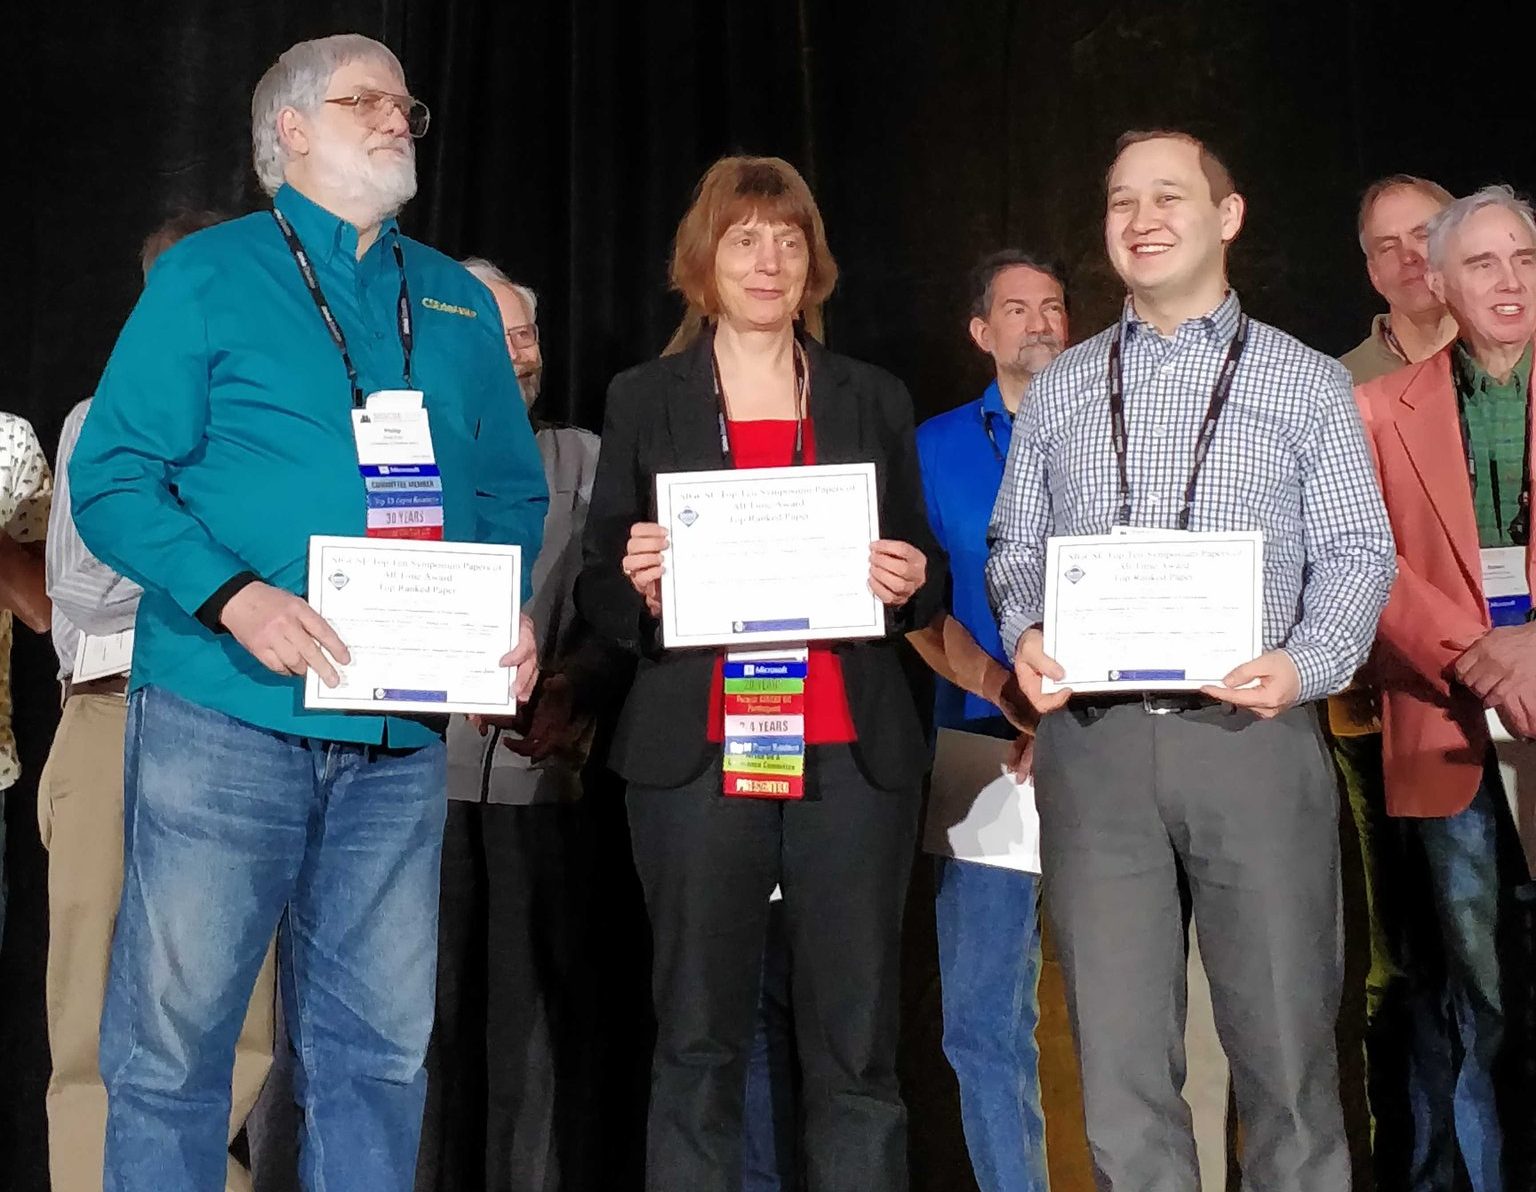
[1033,700,1348,1192]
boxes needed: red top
[705,419,857,744]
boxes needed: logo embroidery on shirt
[421,297,477,318]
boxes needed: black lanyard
[982,409,1007,463]
[710,326,810,466]
[272,209,414,408]
[1107,314,1249,530]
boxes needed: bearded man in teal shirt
[69,34,546,1192]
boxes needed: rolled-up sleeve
[1283,361,1397,701]
[69,255,250,615]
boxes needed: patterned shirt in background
[985,292,1397,704]
[1,413,53,790]
[1453,341,1533,549]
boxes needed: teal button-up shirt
[71,184,548,745]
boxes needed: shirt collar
[1370,313,1406,362]
[273,183,401,267]
[1453,339,1534,403]
[980,379,1010,422]
[1121,289,1242,347]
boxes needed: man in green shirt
[1455,341,1532,545]
[69,34,546,1192]
[1357,183,1536,1192]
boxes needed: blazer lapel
[662,333,729,473]
[1394,348,1482,591]
[803,337,861,466]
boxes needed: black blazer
[576,331,947,791]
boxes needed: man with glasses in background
[417,260,620,1192]
[69,34,546,1191]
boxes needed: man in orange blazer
[1356,184,1536,1192]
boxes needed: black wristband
[195,570,261,634]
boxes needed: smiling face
[1104,136,1244,309]
[713,216,810,332]
[1430,202,1536,353]
[1362,185,1446,317]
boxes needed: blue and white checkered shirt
[985,291,1396,703]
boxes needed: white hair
[1427,184,1536,271]
[251,34,406,197]
[461,257,538,322]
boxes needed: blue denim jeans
[1399,755,1528,1192]
[101,685,447,1192]
[934,856,1048,1192]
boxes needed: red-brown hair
[663,155,839,355]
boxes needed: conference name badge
[351,390,445,541]
[1482,545,1531,627]
[722,648,809,799]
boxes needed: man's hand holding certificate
[300,536,535,715]
[1014,530,1300,719]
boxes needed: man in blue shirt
[909,250,1067,1192]
[69,34,546,1192]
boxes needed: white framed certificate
[655,463,885,649]
[1041,530,1263,694]
[304,536,521,715]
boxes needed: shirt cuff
[195,570,261,634]
[998,608,1042,665]
[1283,643,1341,704]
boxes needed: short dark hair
[140,209,227,277]
[1108,129,1236,203]
[967,250,1069,321]
[1356,174,1454,251]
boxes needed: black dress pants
[626,744,922,1192]
[416,798,592,1192]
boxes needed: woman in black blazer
[577,155,945,1192]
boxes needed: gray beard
[518,369,543,406]
[312,143,417,224]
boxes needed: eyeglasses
[504,323,539,350]
[324,90,431,138]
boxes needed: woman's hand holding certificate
[638,463,924,649]
[622,522,669,617]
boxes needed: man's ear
[968,315,992,356]
[1218,192,1246,245]
[277,107,310,160]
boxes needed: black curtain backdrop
[7,2,1536,1188]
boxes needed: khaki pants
[38,693,277,1192]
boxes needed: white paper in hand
[922,728,1041,874]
